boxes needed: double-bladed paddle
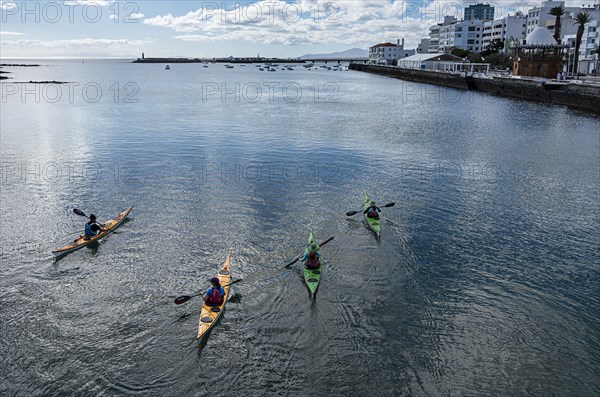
[73,208,90,219]
[346,202,395,217]
[283,236,335,269]
[174,279,242,305]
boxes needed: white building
[397,53,489,74]
[526,1,579,36]
[369,39,415,65]
[438,19,485,53]
[428,16,457,53]
[482,13,527,51]
[417,38,430,54]
[562,5,600,74]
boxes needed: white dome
[526,27,557,45]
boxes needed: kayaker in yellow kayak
[83,214,107,240]
[363,201,381,219]
[300,243,321,269]
[203,277,225,306]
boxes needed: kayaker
[300,243,321,269]
[203,277,225,306]
[363,201,381,219]
[83,214,106,240]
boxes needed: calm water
[1,60,599,396]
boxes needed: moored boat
[197,251,232,348]
[52,206,133,257]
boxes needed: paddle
[346,202,395,217]
[283,236,335,269]
[174,279,242,305]
[73,208,90,219]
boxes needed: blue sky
[0,0,586,58]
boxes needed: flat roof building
[464,4,495,21]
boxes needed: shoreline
[132,58,304,64]
[349,63,600,115]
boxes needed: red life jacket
[207,286,223,304]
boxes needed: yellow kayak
[52,206,133,257]
[197,251,232,348]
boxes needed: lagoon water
[1,60,599,396]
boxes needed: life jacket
[85,222,98,237]
[207,285,224,304]
[306,252,320,269]
[367,206,379,218]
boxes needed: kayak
[197,251,232,348]
[302,229,322,298]
[52,206,133,256]
[364,192,381,236]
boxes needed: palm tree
[549,5,565,43]
[573,12,593,76]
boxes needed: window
[468,27,476,31]
[468,39,475,44]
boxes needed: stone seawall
[350,63,469,90]
[349,64,600,115]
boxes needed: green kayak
[364,192,381,236]
[302,229,322,298]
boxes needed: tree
[450,48,469,58]
[573,12,593,76]
[549,5,566,43]
[483,53,512,69]
[481,39,504,56]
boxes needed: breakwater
[349,63,600,114]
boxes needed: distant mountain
[298,48,368,59]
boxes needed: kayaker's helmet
[209,277,220,285]
[89,214,97,220]
[370,201,376,205]
[309,243,320,253]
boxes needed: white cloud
[63,0,115,6]
[0,1,16,10]
[1,38,151,48]
[145,0,436,48]
[0,31,24,36]
[129,12,144,20]
[142,0,600,50]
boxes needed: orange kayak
[52,206,133,257]
[197,251,232,348]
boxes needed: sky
[0,0,592,58]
